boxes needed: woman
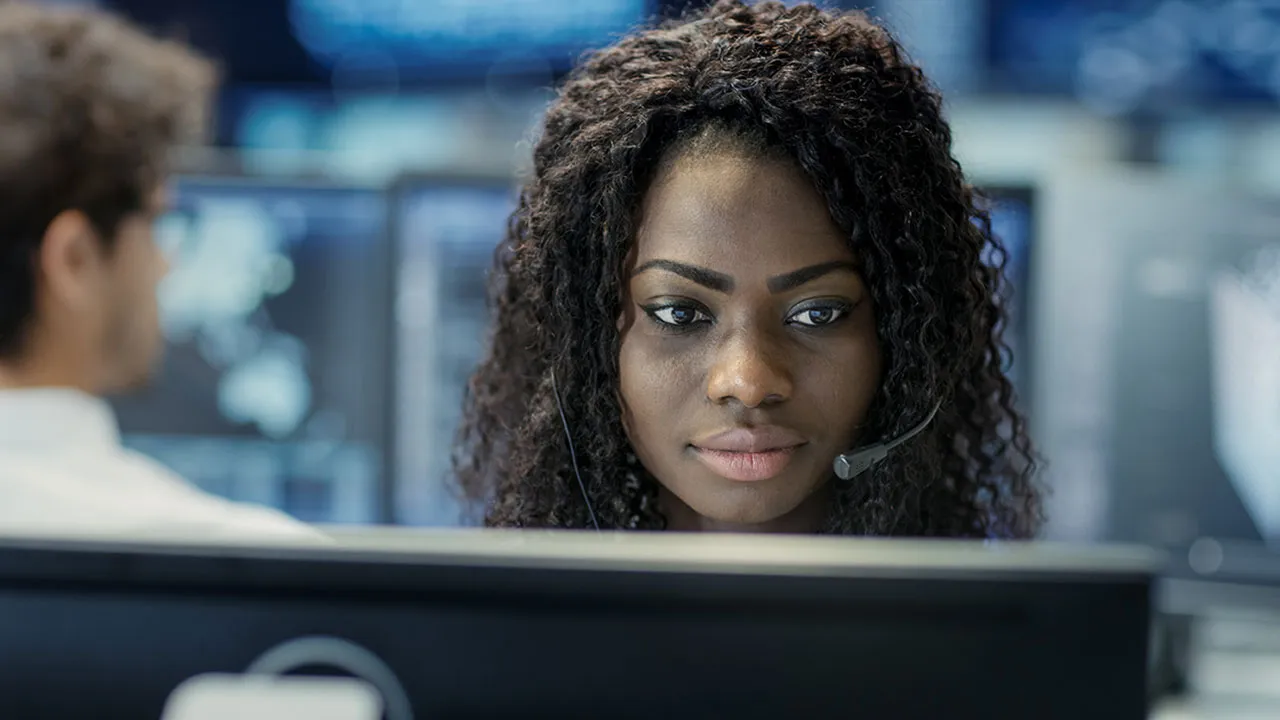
[453,0,1043,537]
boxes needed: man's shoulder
[0,445,326,543]
[114,448,327,540]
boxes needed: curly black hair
[453,0,1044,538]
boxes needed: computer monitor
[0,532,1157,719]
[1030,171,1280,621]
[110,176,396,525]
[983,0,1280,111]
[390,176,518,526]
[1108,197,1278,553]
[111,0,653,85]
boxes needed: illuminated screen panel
[393,180,517,527]
[1107,202,1280,548]
[107,0,653,84]
[985,0,1280,111]
[111,177,395,525]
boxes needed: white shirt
[0,388,324,543]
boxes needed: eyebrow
[633,259,859,295]
[766,260,859,294]
[632,259,734,293]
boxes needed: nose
[705,327,794,408]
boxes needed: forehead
[634,152,853,271]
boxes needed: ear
[38,209,104,305]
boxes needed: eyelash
[787,299,853,328]
[642,303,712,333]
[641,299,854,334]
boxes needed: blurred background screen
[392,178,517,526]
[1109,199,1280,548]
[104,0,655,85]
[111,177,395,525]
[1209,229,1280,545]
[107,0,1280,114]
[985,0,1280,113]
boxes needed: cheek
[618,330,702,447]
[131,234,166,297]
[618,335,659,440]
[802,327,884,440]
[110,236,163,326]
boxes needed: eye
[786,302,850,328]
[646,303,711,328]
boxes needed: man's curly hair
[0,1,215,359]
[454,0,1044,538]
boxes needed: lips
[691,426,806,482]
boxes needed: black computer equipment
[110,176,396,525]
[0,532,1157,719]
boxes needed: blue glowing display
[987,0,1280,111]
[289,0,652,76]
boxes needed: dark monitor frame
[146,172,399,524]
[0,532,1160,719]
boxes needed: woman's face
[618,149,883,532]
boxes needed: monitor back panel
[0,543,1151,720]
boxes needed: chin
[683,484,813,529]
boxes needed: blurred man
[0,2,318,541]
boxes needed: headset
[832,402,940,481]
[551,369,940,532]
[551,370,601,530]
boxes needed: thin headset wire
[550,369,601,531]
